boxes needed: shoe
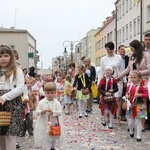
[108,126,113,129]
[127,128,135,132]
[65,113,70,115]
[16,142,20,149]
[142,129,145,132]
[136,138,141,142]
[29,133,34,136]
[86,107,91,113]
[84,112,88,117]
[130,134,134,138]
[79,115,82,118]
[101,118,106,126]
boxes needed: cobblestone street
[18,102,150,150]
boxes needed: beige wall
[116,0,141,48]
[95,29,105,66]
[143,0,150,35]
[0,32,29,68]
[0,30,37,69]
[86,29,98,64]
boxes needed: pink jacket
[118,52,150,80]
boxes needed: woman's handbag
[48,114,61,136]
[0,102,12,126]
[91,83,98,98]
[82,88,89,95]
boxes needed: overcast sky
[0,0,116,69]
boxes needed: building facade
[143,0,150,34]
[86,29,98,64]
[115,0,142,49]
[94,11,116,66]
[80,37,87,57]
[95,28,104,66]
[0,27,39,69]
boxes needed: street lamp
[63,47,68,70]
[76,47,80,65]
[62,40,80,63]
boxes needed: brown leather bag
[82,88,89,95]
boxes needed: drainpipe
[140,0,143,42]
[115,4,117,54]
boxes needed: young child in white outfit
[34,82,65,150]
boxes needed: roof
[94,15,116,37]
[115,0,120,5]
[0,27,36,41]
[0,27,27,33]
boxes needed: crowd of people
[0,33,150,150]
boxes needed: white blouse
[98,54,123,83]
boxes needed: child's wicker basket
[0,111,12,126]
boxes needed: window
[104,36,106,44]
[109,31,112,42]
[122,27,125,42]
[133,19,136,36]
[114,29,116,40]
[126,0,128,12]
[102,38,103,48]
[147,5,150,22]
[129,0,132,9]
[97,42,99,50]
[122,1,125,16]
[133,0,136,6]
[126,24,128,40]
[117,7,119,20]
[119,5,121,19]
[119,29,121,43]
[129,22,132,38]
[137,16,140,34]
[100,40,101,49]
[117,31,120,44]
[95,43,97,51]
[107,33,110,42]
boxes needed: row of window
[95,30,116,50]
[117,0,137,20]
[147,5,150,22]
[117,16,140,44]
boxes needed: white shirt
[1,67,24,101]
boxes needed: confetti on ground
[18,103,150,150]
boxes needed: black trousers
[121,85,127,117]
